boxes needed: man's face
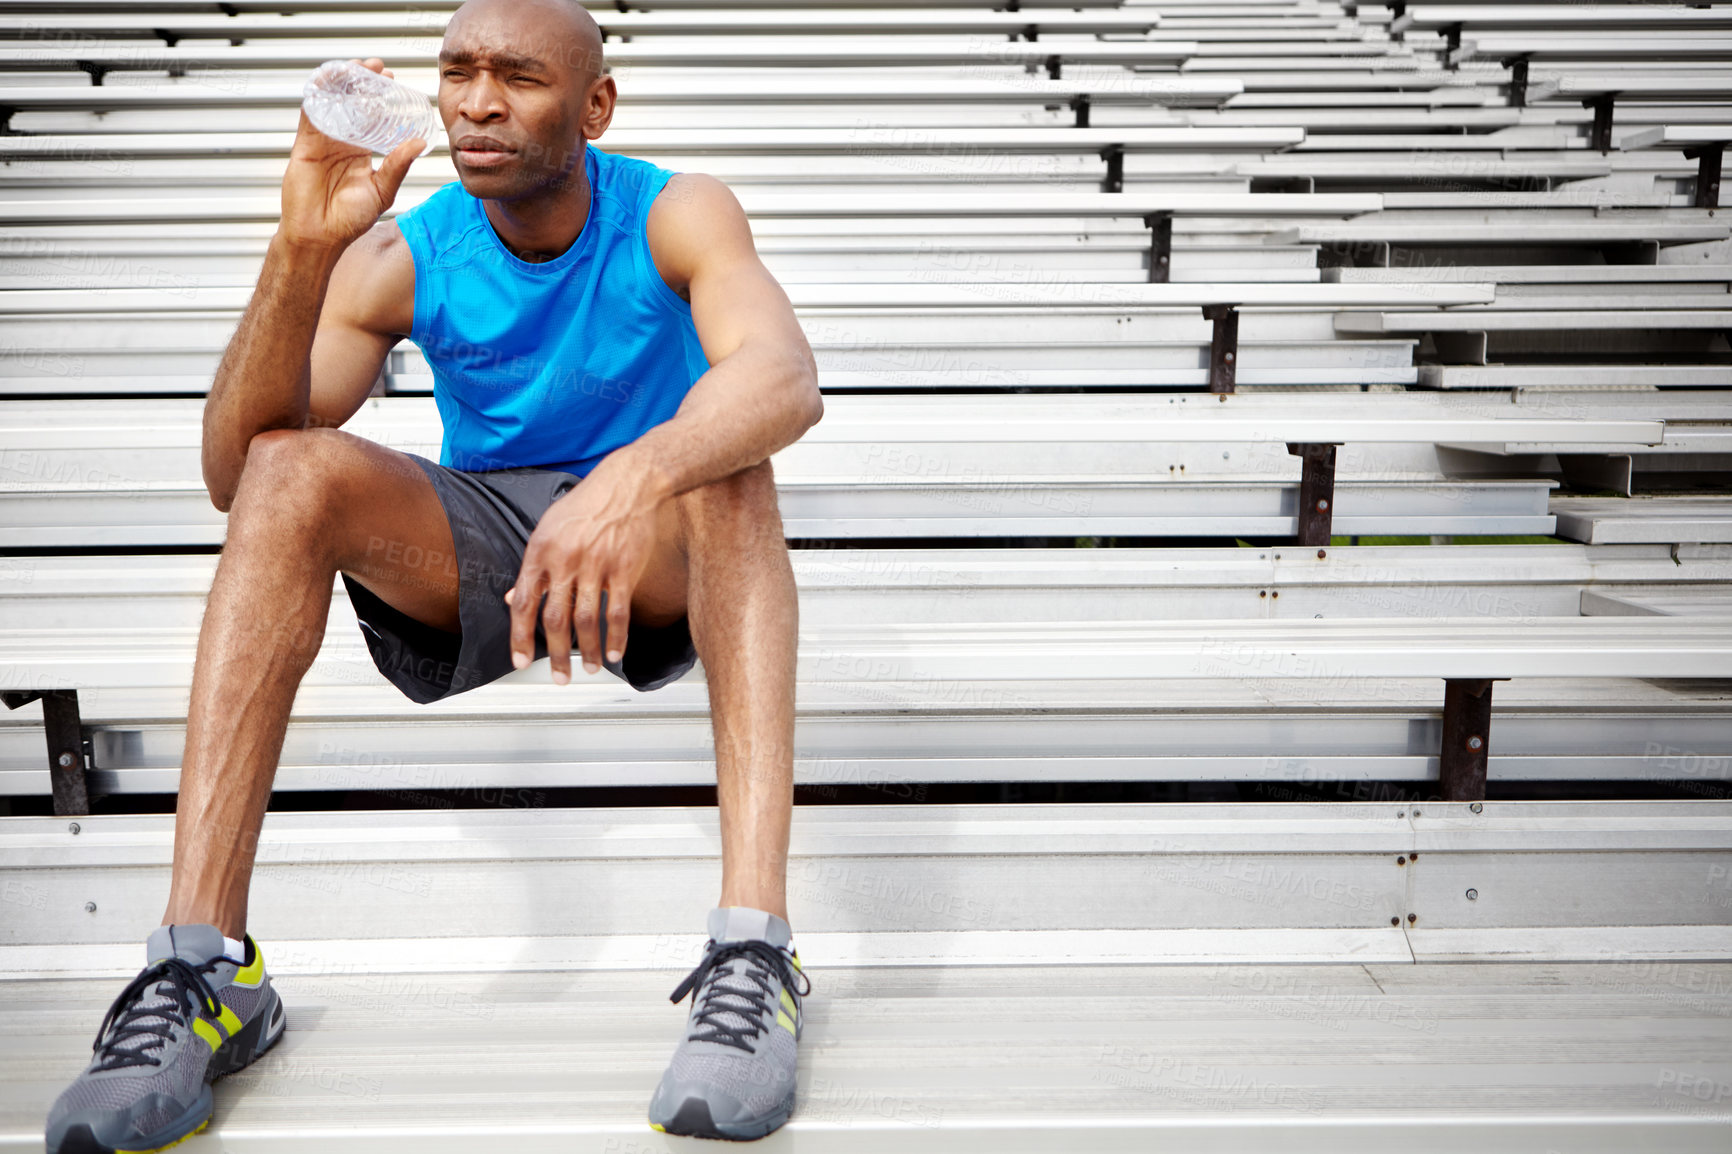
[436,0,609,200]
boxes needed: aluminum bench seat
[0,33,1200,71]
[5,538,1726,623]
[0,57,1245,111]
[0,348,1423,397]
[0,126,1309,163]
[4,668,1727,796]
[1419,364,1732,390]
[1551,496,1732,545]
[1192,107,1525,130]
[0,0,1134,10]
[1374,189,1685,209]
[1330,263,1732,286]
[1396,5,1732,34]
[0,237,1326,287]
[3,616,1726,803]
[0,392,1603,546]
[1453,34,1732,68]
[0,470,1560,546]
[1277,218,1732,248]
[1228,88,1497,107]
[0,280,1490,313]
[0,8,1167,40]
[1580,584,1732,616]
[1239,156,1621,182]
[0,189,1384,227]
[1336,307,1732,335]
[1623,124,1732,208]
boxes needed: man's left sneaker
[648,906,809,1141]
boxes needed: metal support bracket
[1439,678,1505,802]
[1685,142,1725,209]
[1071,93,1090,128]
[2,689,91,815]
[1286,442,1340,547]
[1102,145,1125,194]
[1585,93,1616,154]
[1201,303,1238,392]
[1144,211,1171,281]
[1504,56,1529,108]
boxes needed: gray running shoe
[45,924,286,1154]
[648,907,810,1141]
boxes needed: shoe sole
[651,1092,795,1142]
[52,987,287,1154]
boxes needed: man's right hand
[279,57,428,253]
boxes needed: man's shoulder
[642,172,744,303]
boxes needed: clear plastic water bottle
[301,59,440,157]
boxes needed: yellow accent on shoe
[216,1004,244,1040]
[649,1123,667,1133]
[790,951,803,973]
[230,935,266,988]
[190,1017,223,1052]
[117,1113,210,1153]
[776,1010,796,1035]
[780,988,797,1015]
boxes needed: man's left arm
[506,173,822,681]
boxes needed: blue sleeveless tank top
[394,145,710,478]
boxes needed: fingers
[573,583,604,677]
[604,579,631,666]
[543,582,575,685]
[505,567,545,672]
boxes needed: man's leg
[162,426,464,939]
[675,457,797,922]
[45,426,467,1154]
[648,459,804,1142]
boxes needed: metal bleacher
[2,0,1730,1148]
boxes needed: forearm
[615,341,821,504]
[201,233,346,511]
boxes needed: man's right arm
[202,57,424,513]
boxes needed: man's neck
[481,156,592,264]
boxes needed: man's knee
[677,459,781,543]
[228,427,347,523]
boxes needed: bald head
[446,0,605,85]
[437,0,617,201]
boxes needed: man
[43,0,822,1149]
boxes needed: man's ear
[581,73,617,141]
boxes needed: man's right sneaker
[44,923,286,1154]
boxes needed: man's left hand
[504,453,668,683]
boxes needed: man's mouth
[455,139,516,167]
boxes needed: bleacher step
[2,801,1729,1151]
[3,961,1731,1152]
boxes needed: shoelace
[90,956,223,1072]
[669,938,811,1054]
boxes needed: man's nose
[457,74,508,121]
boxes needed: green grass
[1328,535,1567,546]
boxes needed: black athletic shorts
[339,452,699,704]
